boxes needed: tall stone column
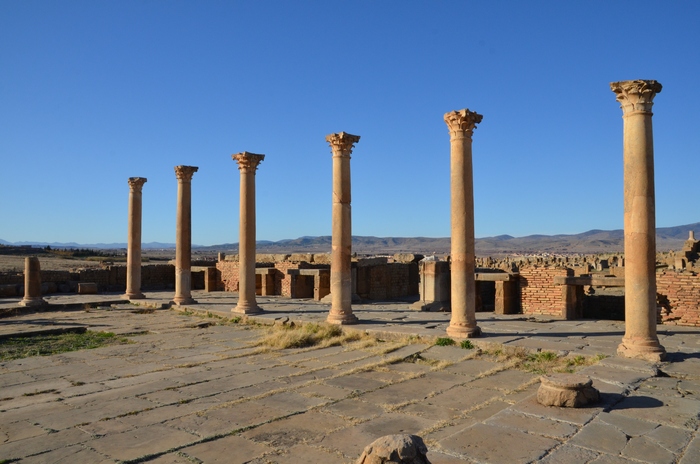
[611,80,665,362]
[123,177,147,299]
[445,109,482,338]
[19,257,46,306]
[326,132,360,325]
[232,152,265,315]
[173,165,198,305]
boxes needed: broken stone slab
[356,434,431,464]
[537,374,600,408]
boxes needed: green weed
[0,331,132,361]
[435,337,456,347]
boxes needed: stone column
[326,132,360,324]
[19,257,46,306]
[445,109,482,338]
[173,165,198,305]
[123,177,147,299]
[232,152,265,315]
[611,79,665,362]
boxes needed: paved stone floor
[1,291,700,463]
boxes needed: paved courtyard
[2,291,700,463]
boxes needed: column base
[19,297,47,307]
[172,297,197,306]
[327,310,359,325]
[446,323,481,339]
[232,304,264,315]
[617,337,666,363]
[123,292,145,300]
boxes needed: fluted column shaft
[445,109,482,338]
[327,132,360,325]
[173,165,198,305]
[232,152,265,315]
[20,256,46,306]
[611,79,665,362]
[124,177,147,299]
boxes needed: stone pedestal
[19,257,46,307]
[326,132,360,325]
[356,434,430,464]
[232,152,265,315]
[123,177,147,300]
[173,165,198,305]
[444,109,482,338]
[538,374,599,408]
[611,80,666,362]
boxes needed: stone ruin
[3,79,695,364]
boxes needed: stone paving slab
[1,292,700,463]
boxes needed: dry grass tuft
[254,322,368,350]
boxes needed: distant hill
[2,222,698,256]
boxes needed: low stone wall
[657,270,700,326]
[519,266,573,317]
[0,264,193,296]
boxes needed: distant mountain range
[3,222,697,255]
[0,240,176,250]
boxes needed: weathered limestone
[326,132,360,325]
[232,152,265,315]
[356,434,431,464]
[538,374,599,408]
[611,80,666,362]
[445,109,482,338]
[123,177,147,299]
[411,259,451,312]
[19,257,46,306]
[173,165,198,305]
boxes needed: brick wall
[216,261,240,292]
[518,266,573,317]
[657,270,700,326]
[275,262,315,297]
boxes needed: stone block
[78,282,98,294]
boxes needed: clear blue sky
[1,1,698,246]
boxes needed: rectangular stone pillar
[562,284,584,320]
[495,280,518,315]
[411,260,451,311]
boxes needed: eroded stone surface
[356,434,430,464]
[538,374,600,408]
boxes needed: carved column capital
[610,80,662,115]
[444,109,483,139]
[174,165,198,182]
[232,152,265,173]
[127,177,147,191]
[326,132,360,158]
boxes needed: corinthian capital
[326,132,360,157]
[610,80,662,115]
[174,165,198,182]
[444,109,483,138]
[127,177,147,191]
[232,152,265,173]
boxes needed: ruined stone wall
[656,270,700,326]
[0,264,181,296]
[518,266,573,317]
[356,263,417,300]
[274,262,315,297]
[216,261,240,292]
